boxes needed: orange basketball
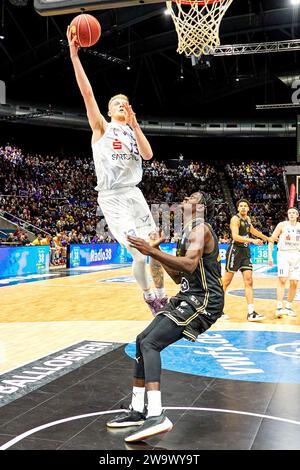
[70,14,101,48]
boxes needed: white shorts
[97,186,156,246]
[277,250,300,280]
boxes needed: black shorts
[158,294,223,342]
[225,244,252,272]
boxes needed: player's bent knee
[136,332,144,346]
[140,337,157,354]
[127,246,146,263]
[244,278,253,287]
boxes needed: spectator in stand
[13,226,23,240]
[0,143,287,253]
[5,233,15,244]
[69,230,79,244]
[20,233,31,246]
[219,232,230,243]
[41,234,52,245]
[31,233,43,246]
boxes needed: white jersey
[277,221,300,251]
[92,122,143,192]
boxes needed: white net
[166,0,234,57]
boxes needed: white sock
[277,301,283,309]
[144,289,156,301]
[248,304,254,314]
[286,301,292,309]
[156,288,166,299]
[131,386,145,413]
[147,390,162,417]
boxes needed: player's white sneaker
[143,295,163,316]
[284,307,296,317]
[275,308,285,319]
[222,313,230,320]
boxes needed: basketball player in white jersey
[268,207,300,318]
[67,27,167,315]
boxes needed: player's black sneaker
[124,411,173,442]
[247,311,265,322]
[106,406,146,428]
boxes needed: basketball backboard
[34,0,163,16]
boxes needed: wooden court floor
[0,265,300,451]
[1,266,299,374]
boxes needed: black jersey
[161,218,224,341]
[176,217,224,310]
[232,214,251,247]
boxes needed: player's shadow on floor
[125,441,167,451]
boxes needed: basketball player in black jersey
[223,199,270,322]
[106,191,224,442]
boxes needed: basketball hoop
[166,0,234,57]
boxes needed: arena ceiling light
[291,0,300,6]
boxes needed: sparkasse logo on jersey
[113,139,122,150]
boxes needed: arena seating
[0,143,287,246]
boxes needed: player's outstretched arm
[250,224,271,242]
[149,231,181,284]
[67,26,106,139]
[128,225,210,274]
[230,216,263,245]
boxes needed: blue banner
[68,243,131,268]
[0,246,50,277]
[219,243,277,265]
[160,243,177,256]
[68,242,277,268]
[218,243,228,265]
[68,243,178,268]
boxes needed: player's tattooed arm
[150,257,181,285]
[150,258,164,288]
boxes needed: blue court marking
[253,265,277,276]
[125,330,300,384]
[229,288,300,301]
[97,275,136,283]
[0,272,61,287]
[0,264,131,287]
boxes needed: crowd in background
[0,143,288,260]
[225,161,287,236]
[225,161,285,203]
[0,144,100,242]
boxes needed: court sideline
[0,265,299,450]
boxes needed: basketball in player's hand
[70,14,101,48]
